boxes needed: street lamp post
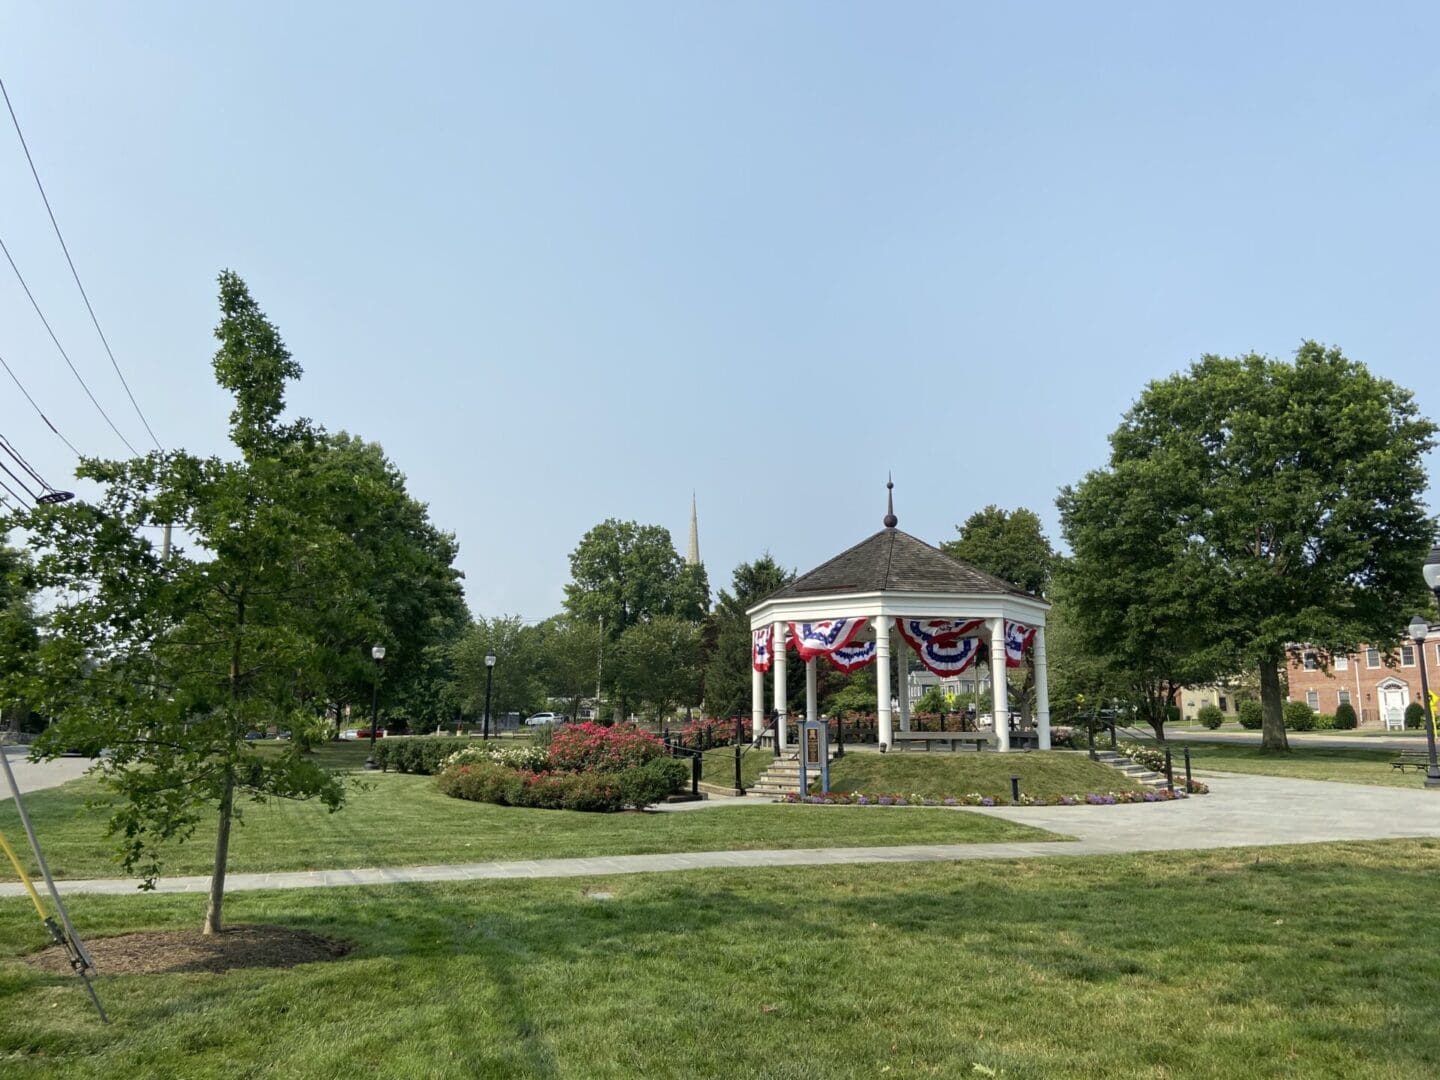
[365,644,386,769]
[1410,616,1440,788]
[483,652,496,740]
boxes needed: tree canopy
[563,519,708,637]
[1057,343,1436,750]
[942,505,1055,596]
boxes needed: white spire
[686,492,700,566]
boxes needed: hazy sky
[3,3,1437,618]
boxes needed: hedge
[371,736,473,775]
[437,757,687,812]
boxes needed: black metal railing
[662,740,703,797]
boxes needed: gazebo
[746,483,1051,753]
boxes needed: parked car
[525,712,563,727]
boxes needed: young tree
[1058,343,1436,751]
[7,272,460,933]
[613,615,702,724]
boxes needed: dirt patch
[26,925,352,976]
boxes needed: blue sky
[2,2,1437,618]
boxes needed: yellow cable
[0,826,49,922]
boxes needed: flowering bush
[782,786,1194,807]
[673,716,743,749]
[548,722,666,772]
[1118,741,1168,773]
[444,744,551,772]
[438,757,687,811]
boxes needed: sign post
[797,718,830,795]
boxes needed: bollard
[1010,774,1021,802]
[837,714,845,758]
[1184,746,1192,792]
[734,742,742,793]
[1164,746,1174,793]
[691,753,700,796]
[1088,719,1096,761]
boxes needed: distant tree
[942,505,1055,597]
[453,616,548,723]
[564,520,702,638]
[614,615,702,724]
[1058,343,1436,752]
[538,615,603,720]
[0,544,39,733]
[701,555,796,719]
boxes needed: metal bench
[1391,750,1433,772]
[892,731,996,752]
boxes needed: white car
[525,712,563,727]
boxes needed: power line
[0,350,84,458]
[0,232,140,456]
[0,77,162,451]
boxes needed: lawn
[826,748,1142,797]
[700,744,773,790]
[1182,744,1416,787]
[4,840,1440,1077]
[0,773,1056,882]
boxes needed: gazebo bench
[893,731,996,752]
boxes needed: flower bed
[436,723,687,812]
[782,783,1205,807]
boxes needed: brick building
[1285,626,1440,727]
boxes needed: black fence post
[1088,716,1096,760]
[1183,746,1192,791]
[1164,746,1174,793]
[1010,774,1020,802]
[837,713,846,757]
[1110,717,1117,750]
[692,752,700,796]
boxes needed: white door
[1380,686,1409,729]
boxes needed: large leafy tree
[614,615,703,723]
[0,544,39,732]
[1058,343,1436,751]
[563,519,707,637]
[6,272,459,933]
[941,505,1055,597]
[453,615,549,723]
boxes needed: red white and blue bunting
[827,640,878,673]
[787,618,868,661]
[1005,621,1036,668]
[751,627,774,673]
[895,618,985,677]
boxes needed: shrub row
[371,737,474,775]
[548,723,666,772]
[437,757,688,812]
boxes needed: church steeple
[686,493,700,566]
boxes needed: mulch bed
[26,925,352,976]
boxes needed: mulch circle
[26,925,352,976]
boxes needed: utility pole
[596,614,604,722]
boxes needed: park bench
[892,731,996,752]
[1390,750,1432,773]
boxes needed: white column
[896,632,911,732]
[876,627,893,749]
[773,621,788,750]
[990,618,1010,752]
[1034,624,1051,750]
[751,661,765,740]
[806,657,818,723]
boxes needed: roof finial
[883,473,897,528]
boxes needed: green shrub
[1165,704,1181,725]
[1334,702,1358,730]
[1314,712,1337,731]
[1283,700,1316,731]
[1406,702,1426,730]
[436,756,687,812]
[372,736,473,775]
[1196,704,1224,730]
[1238,701,1263,730]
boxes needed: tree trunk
[1258,654,1290,753]
[203,767,235,935]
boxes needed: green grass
[1182,744,1417,787]
[5,840,1440,1077]
[826,749,1143,796]
[700,745,773,790]
[0,774,1055,882]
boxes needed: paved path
[5,771,1440,898]
[1,746,97,799]
[1166,730,1428,751]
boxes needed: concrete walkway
[5,771,1440,898]
[0,746,97,799]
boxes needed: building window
[1367,648,1380,668]
[1401,645,1416,667]
[1218,696,1228,711]
[1335,655,1348,671]
[1303,653,1318,671]
[1338,689,1351,707]
[1305,690,1319,709]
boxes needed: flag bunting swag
[827,640,878,673]
[1004,621,1036,668]
[895,618,986,677]
[751,627,774,673]
[787,618,868,661]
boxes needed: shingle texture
[762,528,1035,602]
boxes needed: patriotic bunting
[787,618,867,660]
[827,640,878,673]
[1005,621,1036,668]
[752,627,774,673]
[895,618,987,677]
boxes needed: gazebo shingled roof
[761,528,1034,603]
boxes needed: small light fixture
[1410,616,1429,644]
[372,644,386,662]
[485,652,496,668]
[1424,545,1440,595]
